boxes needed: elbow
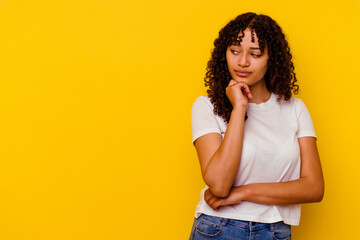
[308,190,323,203]
[203,172,233,198]
[210,187,230,198]
[308,182,324,203]
[205,180,231,198]
[314,186,324,202]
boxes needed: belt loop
[221,217,227,228]
[270,222,274,232]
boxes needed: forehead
[232,28,259,45]
[231,28,267,52]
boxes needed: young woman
[189,12,324,240]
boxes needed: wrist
[231,106,247,115]
[231,107,247,122]
[241,185,251,201]
[234,185,250,202]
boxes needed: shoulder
[271,94,312,120]
[193,95,213,106]
[191,96,224,143]
[192,95,214,113]
[277,95,307,110]
[290,96,309,114]
[290,95,305,105]
[282,95,314,124]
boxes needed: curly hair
[205,12,299,123]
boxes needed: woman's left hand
[204,187,245,210]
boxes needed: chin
[235,78,250,84]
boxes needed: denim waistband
[190,214,291,240]
[199,214,287,230]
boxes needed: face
[226,28,269,88]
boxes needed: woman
[189,12,324,240]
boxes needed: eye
[230,49,239,54]
[251,53,261,58]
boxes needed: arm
[205,137,324,209]
[195,80,252,198]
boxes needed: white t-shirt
[191,93,316,226]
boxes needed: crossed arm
[200,136,324,210]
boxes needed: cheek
[225,53,231,67]
[226,58,234,71]
[260,61,269,73]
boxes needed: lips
[235,70,251,77]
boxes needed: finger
[212,199,225,210]
[204,189,211,202]
[211,198,224,210]
[243,89,253,99]
[204,194,212,204]
[213,198,227,210]
[205,192,218,207]
[227,79,237,87]
[207,196,217,208]
[239,84,253,99]
[204,189,216,203]
[239,83,250,93]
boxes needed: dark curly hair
[205,12,299,123]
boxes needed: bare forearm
[238,178,324,205]
[203,108,246,197]
[204,132,324,209]
[205,178,324,210]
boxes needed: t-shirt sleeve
[191,96,222,144]
[296,99,317,139]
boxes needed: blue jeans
[189,214,291,240]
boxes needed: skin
[195,28,324,207]
[225,28,270,104]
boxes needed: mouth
[235,70,251,77]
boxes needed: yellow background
[0,0,359,239]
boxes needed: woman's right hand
[226,80,252,110]
[204,187,246,210]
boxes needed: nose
[238,53,250,67]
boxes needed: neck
[248,80,271,104]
